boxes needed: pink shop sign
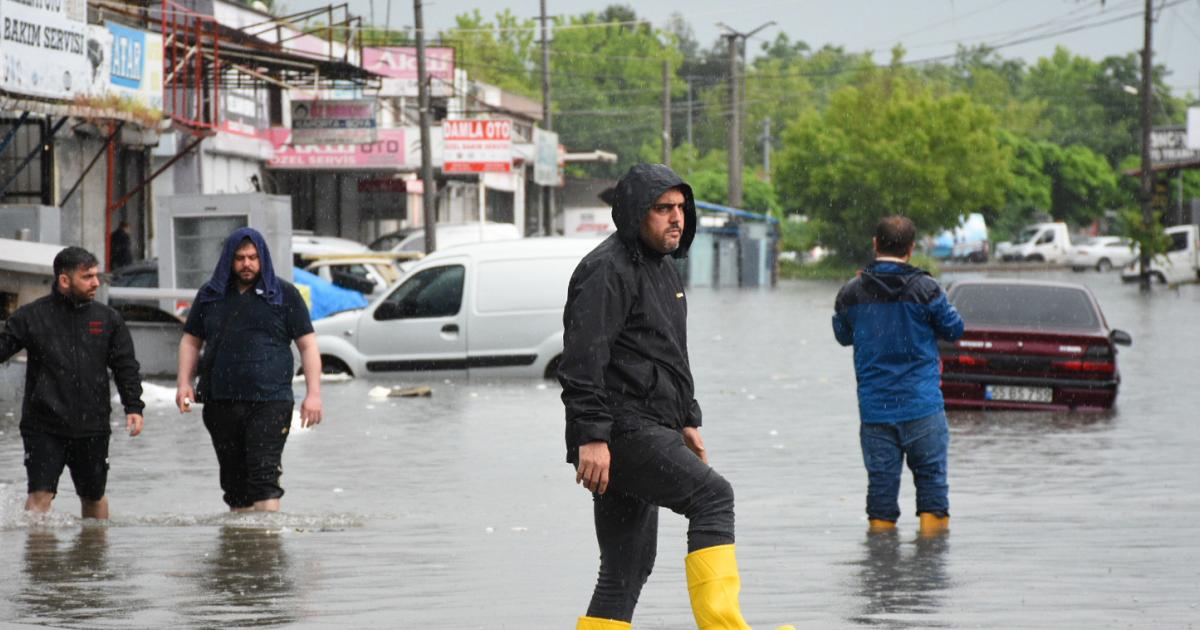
[266,128,408,170]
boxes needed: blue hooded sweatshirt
[832,261,964,423]
[195,227,285,306]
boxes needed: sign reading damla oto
[442,119,513,173]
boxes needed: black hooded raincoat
[558,164,701,463]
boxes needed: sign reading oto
[442,119,513,174]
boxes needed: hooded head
[195,227,284,306]
[610,163,697,261]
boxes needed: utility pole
[724,33,742,207]
[1137,0,1153,291]
[719,21,774,208]
[761,117,771,182]
[540,0,554,235]
[415,0,437,253]
[662,59,671,166]
[686,79,693,146]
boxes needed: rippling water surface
[0,270,1197,629]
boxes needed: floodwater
[0,269,1197,629]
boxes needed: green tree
[774,69,1009,262]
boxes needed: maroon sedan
[939,280,1132,411]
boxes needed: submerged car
[312,236,603,378]
[1067,236,1137,272]
[939,280,1131,411]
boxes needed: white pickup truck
[996,222,1073,263]
[1120,224,1200,285]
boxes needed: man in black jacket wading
[559,164,792,630]
[0,247,145,520]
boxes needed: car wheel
[543,355,561,380]
[321,355,353,376]
[1153,271,1168,285]
[1096,258,1112,272]
[1025,254,1045,263]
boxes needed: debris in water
[370,385,433,399]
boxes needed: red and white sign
[266,128,407,170]
[364,47,456,97]
[442,119,513,173]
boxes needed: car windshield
[950,284,1100,330]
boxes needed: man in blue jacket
[833,216,964,535]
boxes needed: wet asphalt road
[0,269,1197,629]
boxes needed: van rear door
[355,259,470,375]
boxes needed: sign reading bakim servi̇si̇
[0,0,96,100]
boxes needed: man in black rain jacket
[559,164,793,630]
[0,247,144,520]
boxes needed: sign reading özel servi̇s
[266,128,407,170]
[291,99,378,145]
[0,0,91,99]
[363,47,455,98]
[443,119,512,173]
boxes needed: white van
[312,236,605,378]
[391,222,522,257]
[1120,224,1200,285]
[996,222,1072,262]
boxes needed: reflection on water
[847,531,950,627]
[183,526,297,628]
[18,526,117,626]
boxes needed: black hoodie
[558,163,701,463]
[0,287,144,438]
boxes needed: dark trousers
[585,424,736,622]
[202,400,294,509]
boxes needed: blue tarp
[292,267,369,320]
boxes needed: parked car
[311,236,604,378]
[389,222,522,257]
[996,222,1072,262]
[939,279,1131,411]
[1067,236,1138,272]
[301,253,407,299]
[1120,224,1200,285]
[291,232,369,268]
[928,213,989,262]
[369,227,421,252]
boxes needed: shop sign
[357,177,409,193]
[104,22,163,110]
[532,127,562,186]
[0,0,94,100]
[267,128,407,170]
[363,47,455,98]
[291,99,378,145]
[443,118,512,174]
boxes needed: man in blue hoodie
[833,216,964,535]
[174,228,323,512]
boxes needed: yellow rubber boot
[867,518,896,532]
[685,544,752,630]
[576,616,631,630]
[918,512,950,537]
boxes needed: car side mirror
[1110,329,1132,346]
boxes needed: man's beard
[235,270,260,288]
[68,286,95,303]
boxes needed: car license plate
[986,385,1053,403]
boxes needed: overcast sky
[283,0,1200,98]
